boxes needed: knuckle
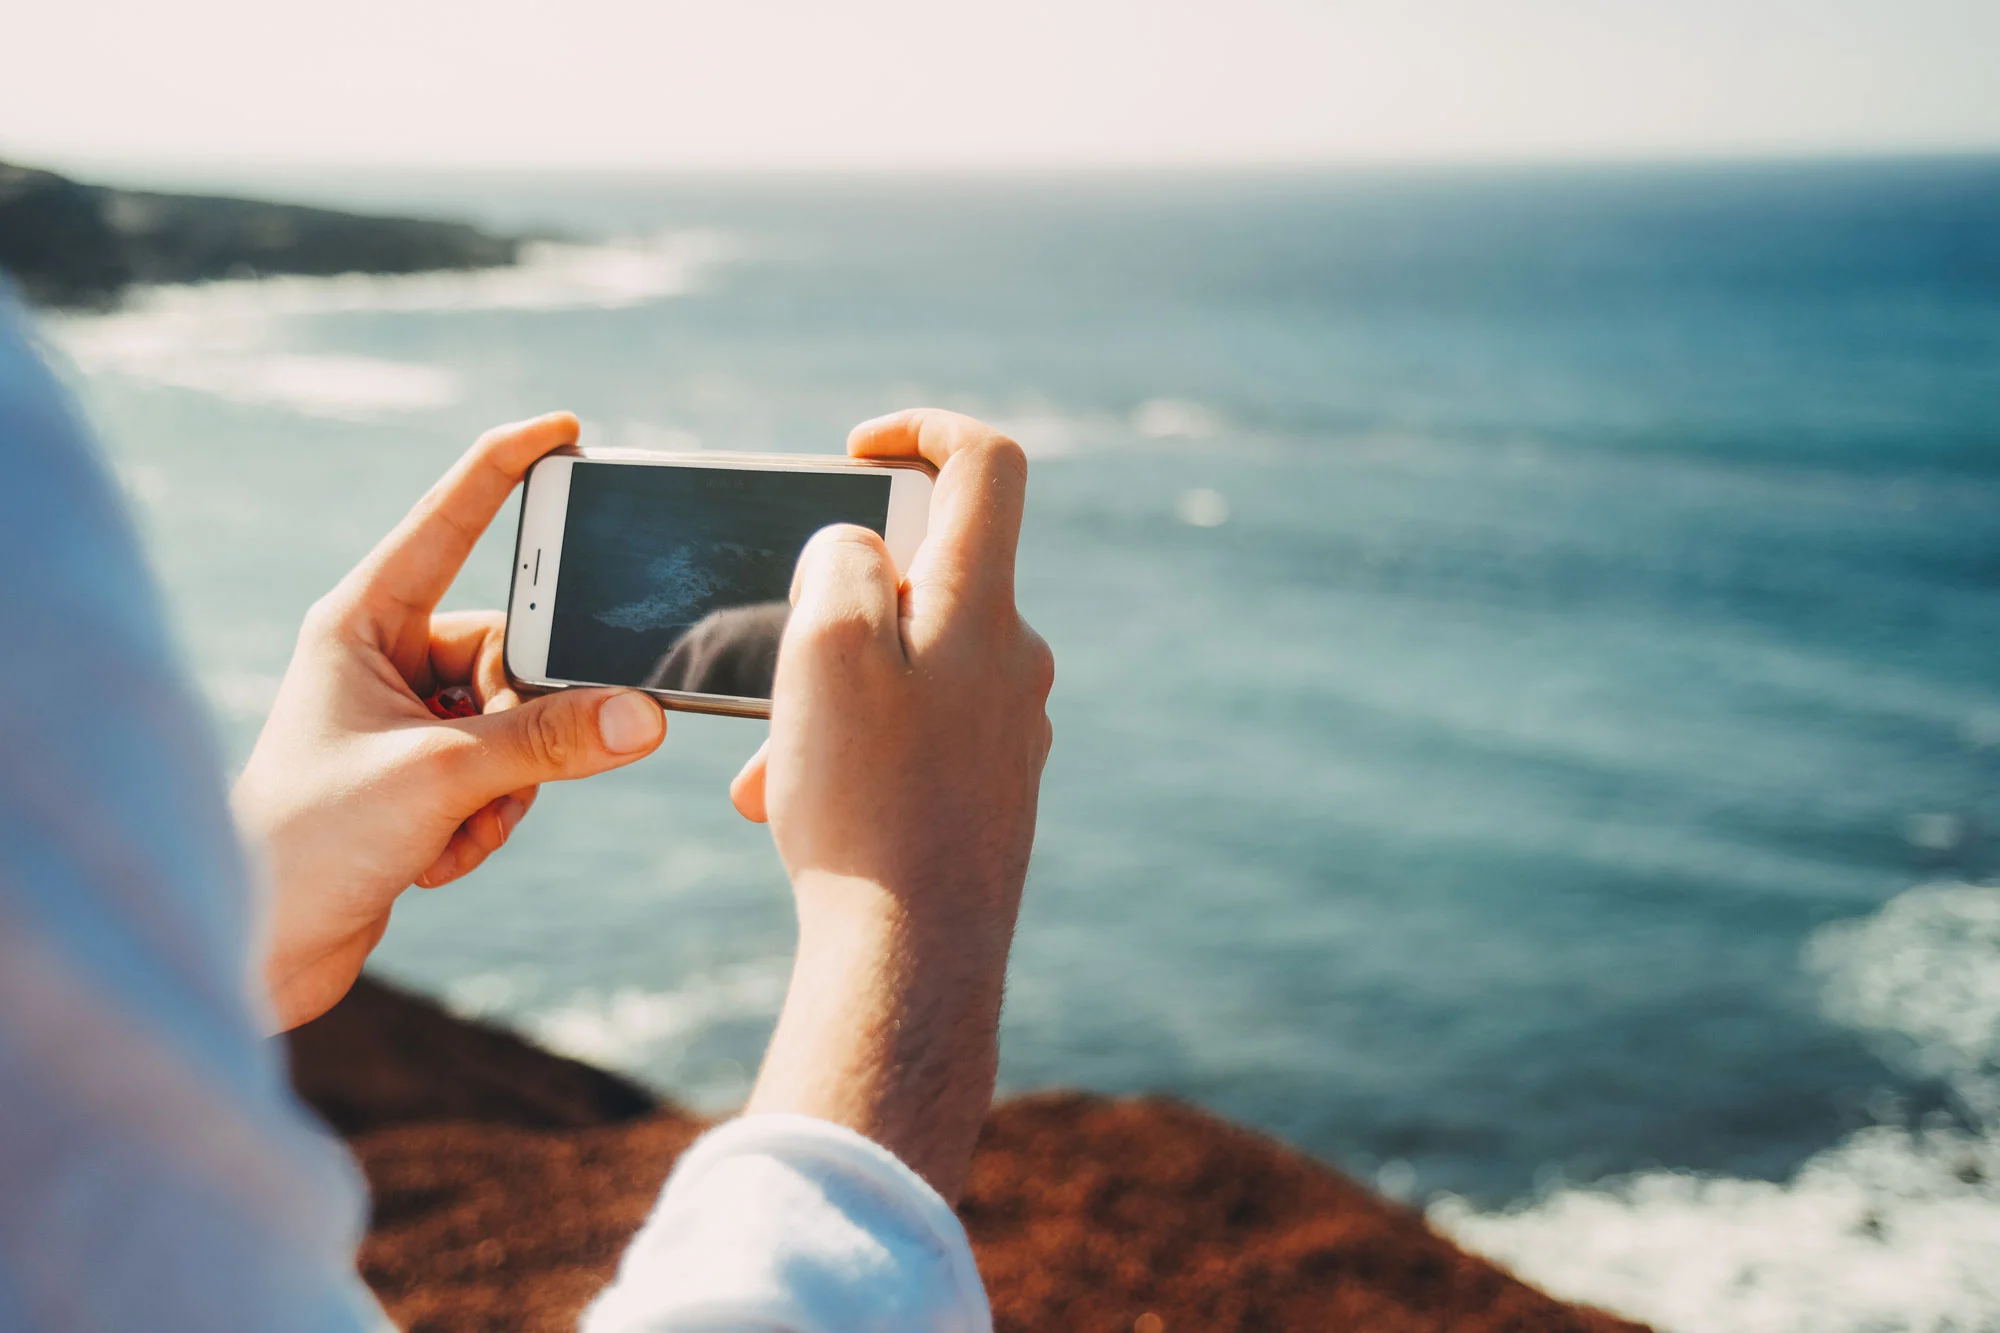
[911,408,956,450]
[914,409,979,462]
[795,525,895,606]
[816,522,889,557]
[419,485,484,548]
[969,434,1028,486]
[524,703,579,771]
[1021,628,1056,699]
[930,409,993,446]
[793,606,879,660]
[298,592,354,643]
[414,729,478,785]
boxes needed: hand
[235,414,668,1031]
[731,409,1054,1203]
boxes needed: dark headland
[290,977,1650,1333]
[0,159,519,307]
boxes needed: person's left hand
[235,413,668,1031]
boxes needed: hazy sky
[7,0,1998,172]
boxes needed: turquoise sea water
[48,159,2000,1329]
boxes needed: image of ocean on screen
[48,160,2000,1331]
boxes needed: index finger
[426,609,520,711]
[345,412,579,620]
[848,408,1026,604]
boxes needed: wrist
[792,869,1016,980]
[748,870,1014,1202]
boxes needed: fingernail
[497,796,528,836]
[598,692,664,753]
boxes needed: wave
[447,960,789,1108]
[985,397,1228,459]
[1131,397,1225,440]
[45,232,734,419]
[1433,882,2000,1333]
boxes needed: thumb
[447,688,665,800]
[730,738,770,823]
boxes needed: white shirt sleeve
[582,1114,993,1333]
[0,290,385,1331]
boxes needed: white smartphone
[505,447,935,718]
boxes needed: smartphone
[505,448,934,718]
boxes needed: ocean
[43,159,2000,1331]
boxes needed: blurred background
[6,2,1999,1328]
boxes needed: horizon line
[14,143,2000,190]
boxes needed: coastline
[290,976,1649,1332]
[0,159,520,308]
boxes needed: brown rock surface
[289,976,1649,1333]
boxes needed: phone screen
[546,461,892,699]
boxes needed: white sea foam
[521,960,789,1075]
[47,232,733,419]
[444,968,541,1019]
[1433,882,2000,1333]
[1132,396,1224,440]
[59,309,460,417]
[1966,712,2000,751]
[73,232,733,321]
[1809,884,2000,1122]
[985,407,1121,458]
[1177,487,1231,527]
[986,397,1229,458]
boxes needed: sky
[6,0,1999,173]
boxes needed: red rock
[288,977,1649,1333]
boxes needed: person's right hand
[729,408,1054,1203]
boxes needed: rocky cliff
[289,977,1650,1333]
[0,160,518,307]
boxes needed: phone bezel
[503,446,935,719]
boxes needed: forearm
[585,884,1006,1331]
[746,871,1012,1204]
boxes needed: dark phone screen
[546,461,892,699]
